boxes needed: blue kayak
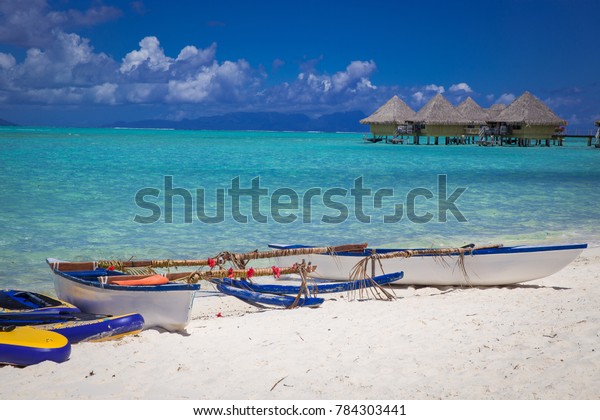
[213,272,403,295]
[216,284,324,308]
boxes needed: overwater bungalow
[488,91,567,145]
[457,97,490,125]
[456,97,491,139]
[408,93,469,144]
[360,95,416,142]
[360,91,568,147]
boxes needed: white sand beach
[2,248,599,401]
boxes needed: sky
[0,0,598,129]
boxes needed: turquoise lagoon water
[1,127,599,293]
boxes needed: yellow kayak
[0,326,71,366]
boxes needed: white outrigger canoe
[268,243,587,286]
[46,259,200,332]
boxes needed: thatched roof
[457,97,490,124]
[487,103,507,118]
[360,95,416,125]
[413,93,469,125]
[493,91,567,126]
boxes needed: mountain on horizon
[109,110,369,132]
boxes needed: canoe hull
[35,313,145,343]
[269,244,587,286]
[49,267,199,332]
[216,284,324,307]
[215,272,403,295]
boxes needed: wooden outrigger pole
[93,243,368,270]
[362,244,503,261]
[165,265,317,283]
[50,243,368,272]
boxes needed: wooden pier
[367,134,598,147]
[553,134,596,147]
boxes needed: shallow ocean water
[1,127,599,292]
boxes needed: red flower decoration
[227,267,234,278]
[246,267,255,279]
[272,266,281,279]
[107,265,115,271]
[207,258,216,268]
[216,312,222,318]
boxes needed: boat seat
[109,274,169,286]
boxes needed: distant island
[108,111,369,133]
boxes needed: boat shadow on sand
[386,283,571,296]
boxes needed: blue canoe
[1,289,144,343]
[216,284,324,308]
[213,272,403,295]
[0,326,71,366]
[0,289,80,316]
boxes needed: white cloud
[0,53,16,70]
[286,60,377,99]
[449,82,473,93]
[410,84,446,107]
[257,60,381,113]
[23,87,84,104]
[166,59,253,103]
[496,93,516,104]
[215,60,250,87]
[91,83,118,105]
[176,43,216,66]
[120,36,173,73]
[122,82,166,103]
[425,84,445,94]
[15,31,114,88]
[331,60,376,92]
[0,0,121,48]
[167,73,213,102]
[412,91,426,105]
[357,77,376,91]
[1,32,257,106]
